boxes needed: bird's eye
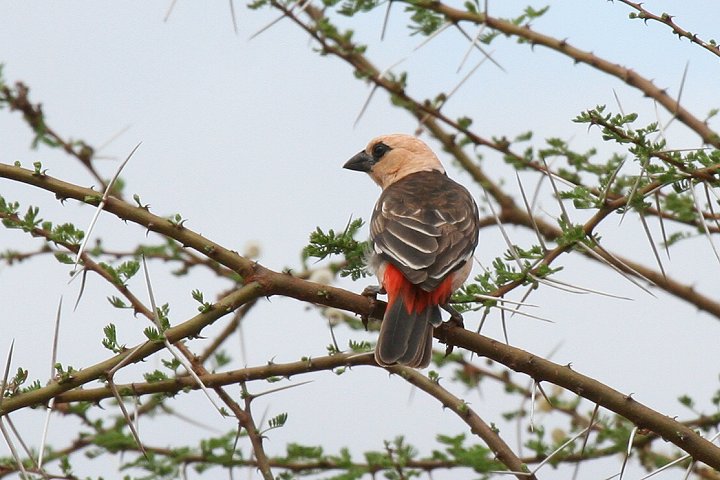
[372,142,390,160]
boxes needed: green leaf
[54,252,74,264]
[267,412,288,430]
[102,323,124,353]
[303,217,369,280]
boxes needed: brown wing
[370,171,479,291]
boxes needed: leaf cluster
[303,217,370,280]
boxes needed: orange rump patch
[383,263,452,314]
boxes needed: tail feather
[376,263,451,368]
[396,307,436,367]
[375,295,437,368]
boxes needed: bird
[344,134,480,368]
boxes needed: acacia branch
[388,365,535,478]
[273,1,720,322]
[0,284,261,416]
[3,163,720,467]
[0,162,380,318]
[617,0,720,59]
[433,323,720,470]
[410,0,720,147]
[0,81,111,193]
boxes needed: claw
[441,303,464,329]
[360,285,386,330]
[441,303,464,357]
[362,285,386,297]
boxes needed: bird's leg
[362,285,386,297]
[441,303,464,328]
[441,303,464,357]
[360,285,386,330]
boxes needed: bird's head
[343,134,445,189]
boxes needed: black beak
[343,150,374,172]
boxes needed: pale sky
[1,2,720,478]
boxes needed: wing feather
[370,171,479,291]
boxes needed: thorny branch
[3,2,720,478]
[273,0,720,321]
[0,82,112,193]
[617,0,720,59]
[2,162,720,470]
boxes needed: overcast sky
[2,2,720,478]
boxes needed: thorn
[229,0,238,35]
[539,156,570,223]
[96,124,132,153]
[354,85,379,129]
[516,171,547,252]
[249,0,311,41]
[529,380,537,432]
[413,21,451,52]
[328,316,340,354]
[495,297,555,323]
[39,296,64,468]
[571,404,600,480]
[618,426,638,480]
[457,26,485,73]
[530,424,592,475]
[601,157,626,204]
[473,293,538,307]
[141,256,226,417]
[612,88,625,116]
[73,142,142,273]
[355,56,407,127]
[536,275,632,300]
[703,183,720,236]
[108,378,148,458]
[690,184,720,265]
[252,380,314,398]
[72,268,88,311]
[445,55,491,105]
[474,308,490,338]
[164,0,178,22]
[619,156,649,226]
[0,339,15,409]
[654,192,671,260]
[638,213,666,279]
[576,242,656,296]
[453,23,505,72]
[0,418,30,480]
[380,0,392,41]
[481,186,523,269]
[500,308,509,345]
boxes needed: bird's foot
[441,303,464,329]
[441,303,464,357]
[362,285,386,298]
[360,285,386,330]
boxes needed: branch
[412,0,720,147]
[433,323,720,470]
[0,81,111,193]
[617,0,720,59]
[0,285,261,416]
[388,365,534,478]
[0,162,382,318]
[273,1,720,321]
[3,164,720,468]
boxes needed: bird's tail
[375,264,451,368]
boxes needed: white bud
[309,267,333,285]
[243,241,261,259]
[324,307,344,326]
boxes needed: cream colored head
[343,134,445,189]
